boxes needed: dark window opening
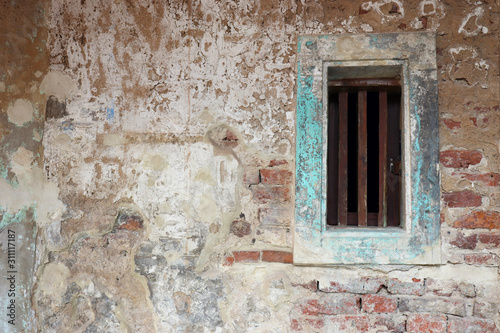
[327,79,401,227]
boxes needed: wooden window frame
[294,33,441,265]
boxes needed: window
[327,77,401,228]
[294,33,441,265]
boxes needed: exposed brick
[425,279,457,297]
[450,232,477,250]
[320,277,386,294]
[362,294,397,313]
[448,317,499,333]
[243,169,260,185]
[299,299,319,315]
[229,219,251,238]
[116,211,144,231]
[453,211,500,230]
[251,186,291,203]
[223,256,234,266]
[319,295,361,315]
[224,129,238,141]
[473,301,499,319]
[478,233,500,247]
[297,295,360,316]
[457,172,500,187]
[269,159,288,167]
[457,282,476,298]
[399,297,466,317]
[325,315,370,332]
[371,314,407,332]
[260,169,292,185]
[258,207,291,228]
[232,251,259,263]
[292,280,318,292]
[290,318,324,331]
[464,253,499,266]
[443,190,482,208]
[387,278,425,296]
[440,150,482,168]
[443,118,461,130]
[261,250,293,263]
[407,314,447,333]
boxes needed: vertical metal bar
[358,91,367,226]
[378,91,388,227]
[338,92,348,226]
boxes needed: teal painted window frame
[294,33,441,265]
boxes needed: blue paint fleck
[106,102,115,122]
[61,120,74,132]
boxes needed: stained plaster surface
[0,0,498,332]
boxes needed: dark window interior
[327,80,401,227]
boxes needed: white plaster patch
[361,0,405,20]
[39,71,76,101]
[11,146,34,176]
[0,167,65,227]
[0,81,5,92]
[102,134,130,146]
[6,99,34,126]
[39,262,71,298]
[458,6,487,36]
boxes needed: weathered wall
[0,0,52,331]
[0,0,499,332]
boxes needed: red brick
[450,232,477,249]
[232,251,259,263]
[443,118,461,130]
[229,219,251,238]
[243,169,260,185]
[297,295,360,316]
[258,207,291,228]
[407,314,447,333]
[458,172,500,187]
[290,318,324,331]
[319,277,386,294]
[448,317,499,333]
[117,215,144,231]
[457,282,476,297]
[223,256,234,266]
[269,159,288,167]
[453,211,500,230]
[478,233,500,247]
[474,301,499,319]
[399,297,466,317]
[443,190,482,208]
[251,186,291,203]
[464,253,498,266]
[371,314,407,331]
[440,150,482,168]
[260,169,292,185]
[325,315,370,332]
[387,278,425,296]
[362,294,397,313]
[425,279,458,297]
[299,299,319,315]
[224,129,238,141]
[261,250,293,263]
[292,280,318,292]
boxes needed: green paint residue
[0,205,35,231]
[295,61,323,232]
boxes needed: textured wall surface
[0,0,499,332]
